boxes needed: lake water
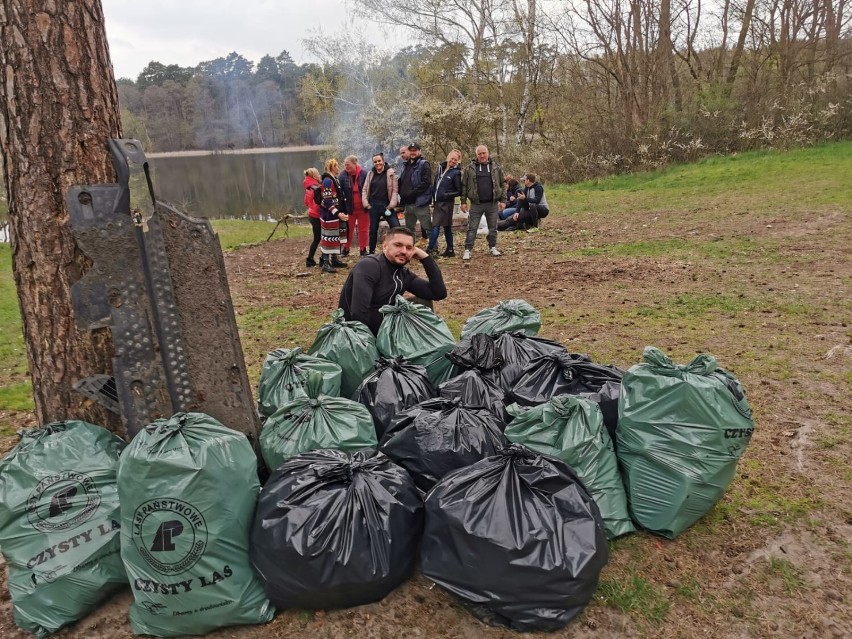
[144,148,329,220]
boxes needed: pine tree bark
[0,0,121,428]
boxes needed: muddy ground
[1,203,850,638]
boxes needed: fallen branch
[266,211,309,242]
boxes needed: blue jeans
[427,225,454,252]
[499,206,516,221]
[369,204,399,253]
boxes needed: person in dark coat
[338,227,447,335]
[427,149,462,257]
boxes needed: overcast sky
[101,0,406,80]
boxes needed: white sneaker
[489,247,501,256]
[462,249,471,260]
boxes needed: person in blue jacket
[427,149,462,257]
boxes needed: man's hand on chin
[411,247,429,261]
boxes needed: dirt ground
[1,204,850,638]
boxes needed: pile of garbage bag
[0,299,760,637]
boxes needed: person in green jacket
[459,144,506,261]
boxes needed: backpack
[312,184,322,206]
[318,172,347,210]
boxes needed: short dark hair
[525,173,537,182]
[385,227,415,241]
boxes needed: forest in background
[114,0,852,183]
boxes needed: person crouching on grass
[338,227,447,336]
[319,158,350,273]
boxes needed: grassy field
[0,142,850,638]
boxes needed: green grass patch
[628,292,760,320]
[552,141,852,216]
[0,381,34,412]
[764,558,807,593]
[567,236,782,264]
[0,244,28,387]
[211,219,311,251]
[816,413,851,450]
[598,574,671,624]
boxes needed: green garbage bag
[118,412,274,636]
[0,421,126,638]
[308,308,380,398]
[260,373,377,471]
[505,396,635,539]
[257,347,342,418]
[617,347,755,539]
[377,295,456,385]
[460,299,541,339]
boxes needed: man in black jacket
[338,227,448,335]
[397,143,433,243]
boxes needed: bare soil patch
[1,204,850,638]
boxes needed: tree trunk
[0,0,121,429]
[726,0,757,90]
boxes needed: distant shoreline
[147,145,334,159]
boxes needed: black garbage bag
[447,333,505,376]
[353,357,435,439]
[580,379,622,444]
[250,449,423,610]
[492,331,567,391]
[421,445,608,631]
[509,352,625,407]
[379,398,507,491]
[438,369,509,423]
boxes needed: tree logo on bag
[132,499,208,575]
[26,472,101,532]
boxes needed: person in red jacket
[338,155,369,256]
[303,167,322,267]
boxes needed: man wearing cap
[397,142,433,244]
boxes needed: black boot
[306,256,317,267]
[321,258,337,273]
[441,248,455,258]
[330,256,349,268]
